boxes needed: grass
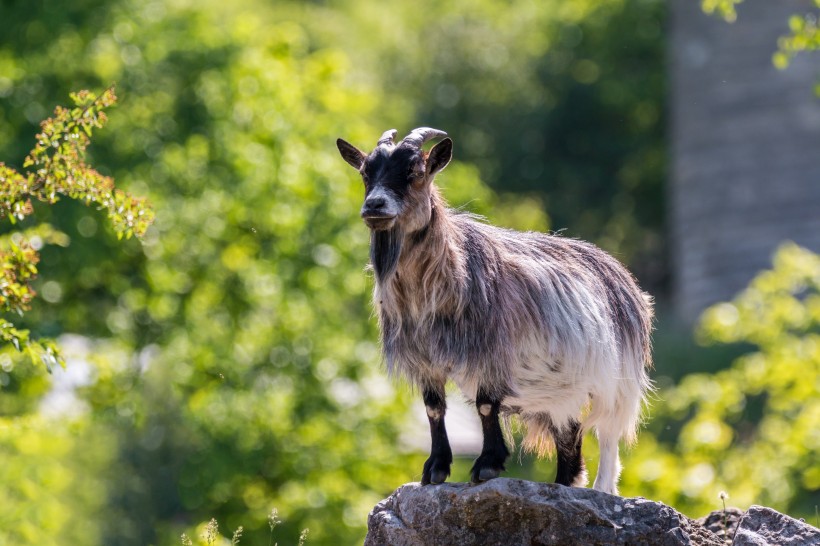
[718,491,731,544]
[180,508,308,546]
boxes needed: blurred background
[0,0,817,544]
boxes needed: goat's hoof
[478,467,500,481]
[470,453,506,483]
[422,456,451,485]
[421,470,449,485]
[470,467,501,483]
[429,469,449,484]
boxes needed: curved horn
[400,127,448,148]
[377,129,398,146]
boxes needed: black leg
[421,384,452,485]
[549,419,585,487]
[470,389,510,483]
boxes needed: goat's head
[337,128,452,233]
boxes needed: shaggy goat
[336,128,653,494]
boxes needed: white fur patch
[592,433,621,495]
[479,403,492,416]
[426,406,442,420]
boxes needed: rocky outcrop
[365,479,819,546]
[732,505,820,546]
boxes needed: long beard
[370,226,403,283]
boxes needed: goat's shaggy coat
[337,128,653,494]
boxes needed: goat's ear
[426,137,453,176]
[336,138,366,170]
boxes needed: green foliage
[0,87,152,236]
[0,1,553,544]
[702,0,820,92]
[306,0,666,285]
[774,7,820,72]
[179,510,307,546]
[701,0,745,23]
[0,225,68,370]
[621,244,820,517]
[5,1,815,545]
[0,414,115,545]
[0,87,153,368]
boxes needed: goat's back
[455,215,653,365]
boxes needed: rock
[365,479,724,546]
[732,505,820,546]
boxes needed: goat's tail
[584,348,654,447]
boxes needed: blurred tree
[0,0,549,544]
[300,0,667,290]
[0,86,153,544]
[0,414,115,544]
[9,0,813,544]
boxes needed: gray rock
[365,479,724,546]
[732,505,820,546]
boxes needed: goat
[336,127,653,495]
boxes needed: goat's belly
[505,369,592,426]
[450,354,592,424]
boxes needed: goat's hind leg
[470,388,510,483]
[421,384,452,485]
[592,429,621,495]
[549,418,587,487]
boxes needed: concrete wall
[669,0,820,322]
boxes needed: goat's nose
[364,196,387,210]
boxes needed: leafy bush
[621,244,820,517]
[0,87,151,367]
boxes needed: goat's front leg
[470,388,510,483]
[421,384,452,485]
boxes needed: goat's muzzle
[361,211,397,231]
[361,193,398,230]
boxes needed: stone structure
[670,0,820,321]
[365,479,820,545]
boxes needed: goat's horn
[378,129,398,146]
[401,127,448,148]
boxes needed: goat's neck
[378,188,467,320]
